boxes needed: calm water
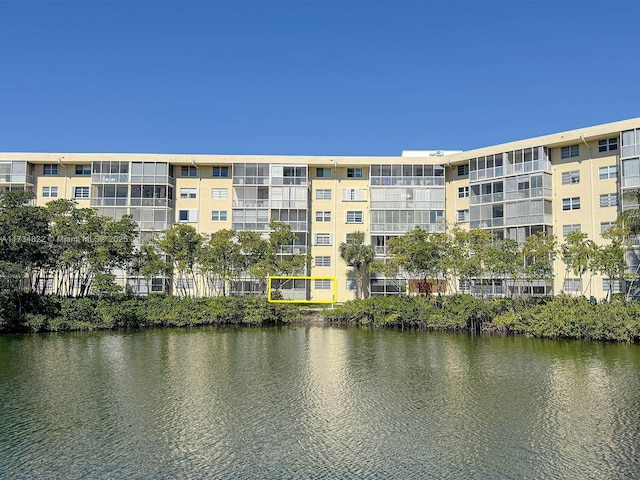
[1,326,640,479]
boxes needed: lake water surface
[1,325,639,479]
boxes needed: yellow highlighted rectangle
[267,276,337,304]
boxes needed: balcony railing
[470,160,552,181]
[92,174,130,183]
[370,201,445,210]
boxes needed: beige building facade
[2,118,640,301]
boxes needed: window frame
[315,256,331,267]
[561,145,580,159]
[178,209,198,222]
[316,167,332,178]
[314,233,332,246]
[315,211,332,222]
[598,138,618,153]
[314,279,332,289]
[458,186,469,198]
[562,197,581,211]
[316,189,332,200]
[43,164,58,176]
[345,210,364,224]
[73,186,90,199]
[181,166,197,177]
[598,165,618,180]
[561,170,580,185]
[211,188,228,199]
[211,210,228,221]
[347,168,363,178]
[456,209,470,223]
[212,166,229,177]
[179,188,197,199]
[42,186,58,198]
[599,193,618,208]
[75,165,91,175]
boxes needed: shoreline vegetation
[2,294,640,343]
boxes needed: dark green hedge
[0,293,297,333]
[325,294,640,342]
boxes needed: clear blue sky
[0,1,638,156]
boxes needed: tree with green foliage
[45,200,137,297]
[197,229,239,296]
[522,232,558,286]
[617,189,640,234]
[445,226,492,294]
[560,230,596,295]
[593,226,632,302]
[233,230,270,295]
[131,243,171,295]
[155,224,204,297]
[386,227,445,296]
[0,191,52,291]
[481,237,521,297]
[339,230,376,299]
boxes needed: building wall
[2,118,640,301]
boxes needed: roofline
[1,117,638,165]
[441,117,640,166]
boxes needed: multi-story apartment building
[2,118,639,301]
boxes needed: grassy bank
[0,294,297,333]
[324,295,640,342]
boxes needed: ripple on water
[1,328,640,479]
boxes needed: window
[181,166,197,177]
[561,171,580,184]
[211,188,228,199]
[603,278,622,294]
[316,168,332,178]
[347,168,363,178]
[315,279,332,289]
[315,256,331,267]
[73,186,89,198]
[316,189,332,200]
[347,279,357,291]
[180,188,197,199]
[75,165,91,175]
[151,278,164,292]
[315,233,332,246]
[599,138,618,152]
[456,209,470,223]
[563,278,582,292]
[561,145,579,159]
[601,221,616,234]
[178,210,198,222]
[562,224,581,236]
[315,211,331,222]
[457,164,469,176]
[346,211,364,223]
[599,193,618,207]
[213,166,229,177]
[176,278,194,290]
[211,210,228,221]
[562,197,580,211]
[458,186,469,198]
[42,186,58,198]
[43,164,58,176]
[342,188,365,201]
[599,165,618,180]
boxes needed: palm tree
[617,189,640,234]
[339,231,375,299]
